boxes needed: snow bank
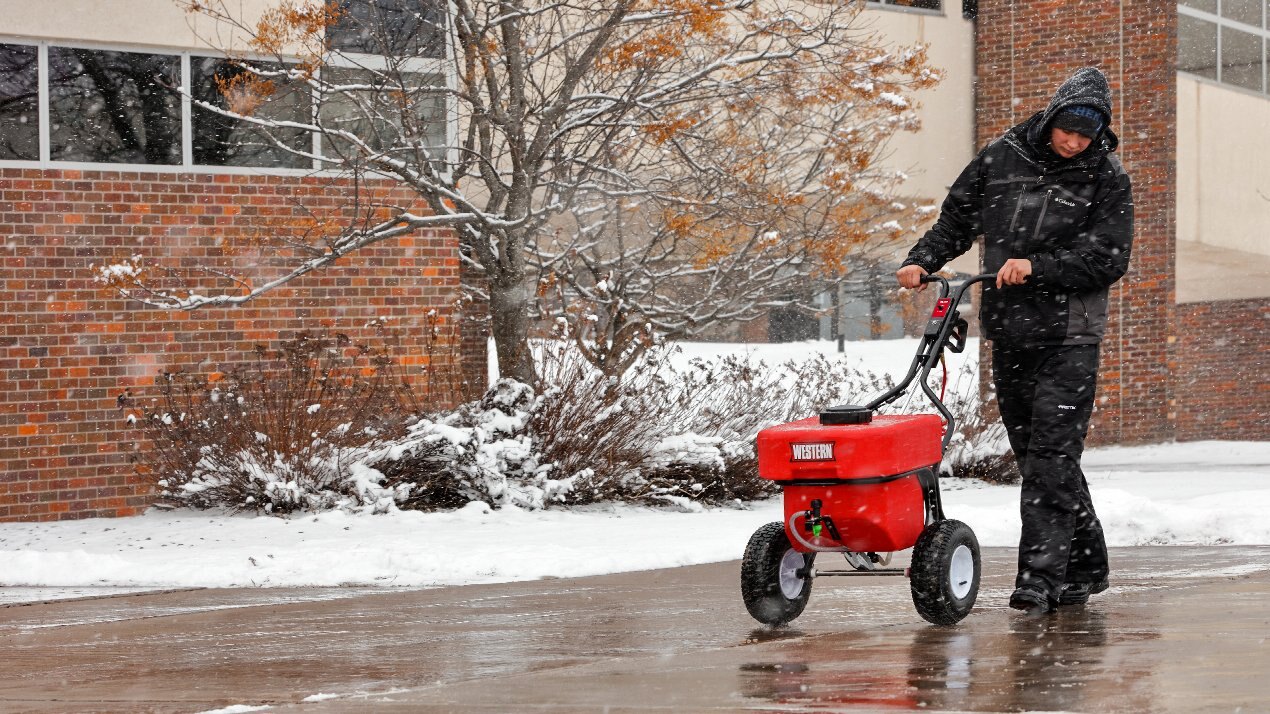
[941,442,1270,548]
[0,441,1266,589]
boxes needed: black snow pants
[991,343,1109,601]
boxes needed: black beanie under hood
[1027,67,1118,152]
[1052,105,1105,138]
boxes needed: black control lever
[803,499,843,542]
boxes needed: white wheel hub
[949,544,975,599]
[778,548,807,599]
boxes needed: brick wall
[1175,299,1270,441]
[0,167,484,522]
[974,1,1178,446]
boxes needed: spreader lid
[820,404,872,425]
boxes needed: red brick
[976,0,1178,446]
[1175,300,1270,441]
[0,167,486,522]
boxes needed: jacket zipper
[1009,173,1046,236]
[1007,191,1027,234]
[1074,294,1090,330]
[1031,189,1052,246]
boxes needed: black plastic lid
[819,404,873,425]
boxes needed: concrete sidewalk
[1,546,1268,713]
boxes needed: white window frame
[37,43,50,163]
[0,29,455,176]
[1179,1,1270,96]
[864,0,945,16]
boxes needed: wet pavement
[1,546,1268,713]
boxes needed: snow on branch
[96,210,470,310]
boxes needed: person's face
[1050,127,1093,159]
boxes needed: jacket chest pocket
[1023,185,1094,251]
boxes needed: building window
[191,57,313,169]
[0,43,39,161]
[328,0,447,59]
[1221,0,1264,27]
[1221,25,1265,91]
[1180,0,1217,12]
[1180,15,1220,79]
[321,0,450,167]
[317,67,448,162]
[48,47,182,165]
[867,0,942,10]
[0,2,452,172]
[1179,1,1270,95]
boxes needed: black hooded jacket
[902,67,1134,346]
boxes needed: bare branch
[133,0,939,382]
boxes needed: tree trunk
[488,277,536,385]
[868,262,885,340]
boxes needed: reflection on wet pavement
[736,608,1158,713]
[1,547,1268,712]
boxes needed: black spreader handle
[864,273,996,453]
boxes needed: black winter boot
[1009,586,1057,615]
[1058,577,1109,606]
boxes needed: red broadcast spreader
[741,274,996,627]
[758,414,941,553]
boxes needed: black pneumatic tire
[910,519,980,626]
[741,522,814,626]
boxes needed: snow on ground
[1,339,1267,590]
[0,440,1266,590]
[943,440,1270,549]
[666,336,976,377]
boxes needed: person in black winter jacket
[896,67,1133,614]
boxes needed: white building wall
[0,0,277,53]
[860,6,977,203]
[1177,75,1270,257]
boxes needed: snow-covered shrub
[629,350,898,505]
[128,331,1014,516]
[122,331,418,513]
[371,357,669,510]
[368,379,577,511]
[525,342,671,503]
[364,343,893,510]
[525,343,898,507]
[634,342,1015,488]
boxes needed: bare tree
[528,11,939,373]
[99,0,939,384]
